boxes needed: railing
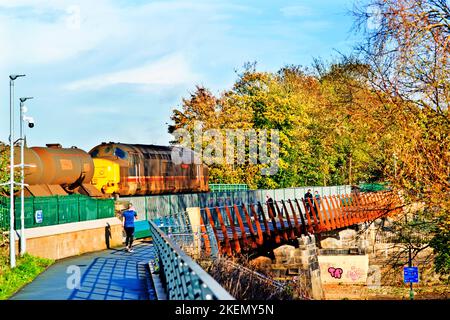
[200,191,404,256]
[0,205,8,230]
[149,220,234,300]
[209,184,248,192]
[0,194,115,230]
[120,185,352,221]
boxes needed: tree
[353,0,450,278]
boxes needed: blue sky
[0,0,362,152]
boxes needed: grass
[0,236,54,300]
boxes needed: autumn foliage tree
[353,0,449,278]
[169,62,394,188]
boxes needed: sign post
[403,266,419,300]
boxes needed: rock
[250,256,272,272]
[339,229,357,241]
[320,237,342,249]
[273,245,296,264]
[358,239,369,250]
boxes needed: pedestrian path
[11,241,157,300]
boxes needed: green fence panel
[209,184,248,192]
[0,197,9,230]
[58,195,80,224]
[97,198,115,219]
[14,197,35,229]
[79,195,99,221]
[33,196,58,226]
[359,183,387,192]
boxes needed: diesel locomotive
[89,142,209,196]
[3,142,209,197]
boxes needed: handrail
[149,220,234,300]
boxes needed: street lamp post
[19,97,33,256]
[8,74,25,268]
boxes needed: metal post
[20,100,25,255]
[409,245,413,300]
[9,79,15,268]
[19,97,33,256]
[405,212,413,300]
[7,74,25,268]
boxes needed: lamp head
[20,97,33,103]
[9,74,26,80]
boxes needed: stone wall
[252,235,324,299]
[318,255,369,284]
[318,228,370,285]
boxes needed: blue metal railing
[149,220,234,300]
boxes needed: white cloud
[0,0,123,66]
[65,53,200,91]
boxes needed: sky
[0,0,363,152]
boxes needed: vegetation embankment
[0,234,53,300]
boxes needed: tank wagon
[5,144,103,197]
[89,142,209,196]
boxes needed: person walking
[122,203,138,252]
[314,191,321,208]
[314,191,321,221]
[304,189,314,220]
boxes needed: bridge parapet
[149,220,234,300]
[200,191,403,257]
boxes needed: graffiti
[367,266,381,289]
[328,267,343,279]
[347,266,364,281]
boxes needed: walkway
[11,241,157,300]
[201,191,403,256]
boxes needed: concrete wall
[318,255,369,284]
[14,217,123,260]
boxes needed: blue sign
[404,267,419,283]
[35,210,43,224]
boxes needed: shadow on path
[11,242,157,300]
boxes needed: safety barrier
[209,184,248,192]
[149,220,234,300]
[199,191,404,256]
[121,185,352,221]
[0,194,115,230]
[0,205,7,230]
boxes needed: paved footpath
[11,242,157,300]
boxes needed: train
[2,142,209,198]
[89,142,209,196]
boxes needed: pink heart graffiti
[328,267,343,279]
